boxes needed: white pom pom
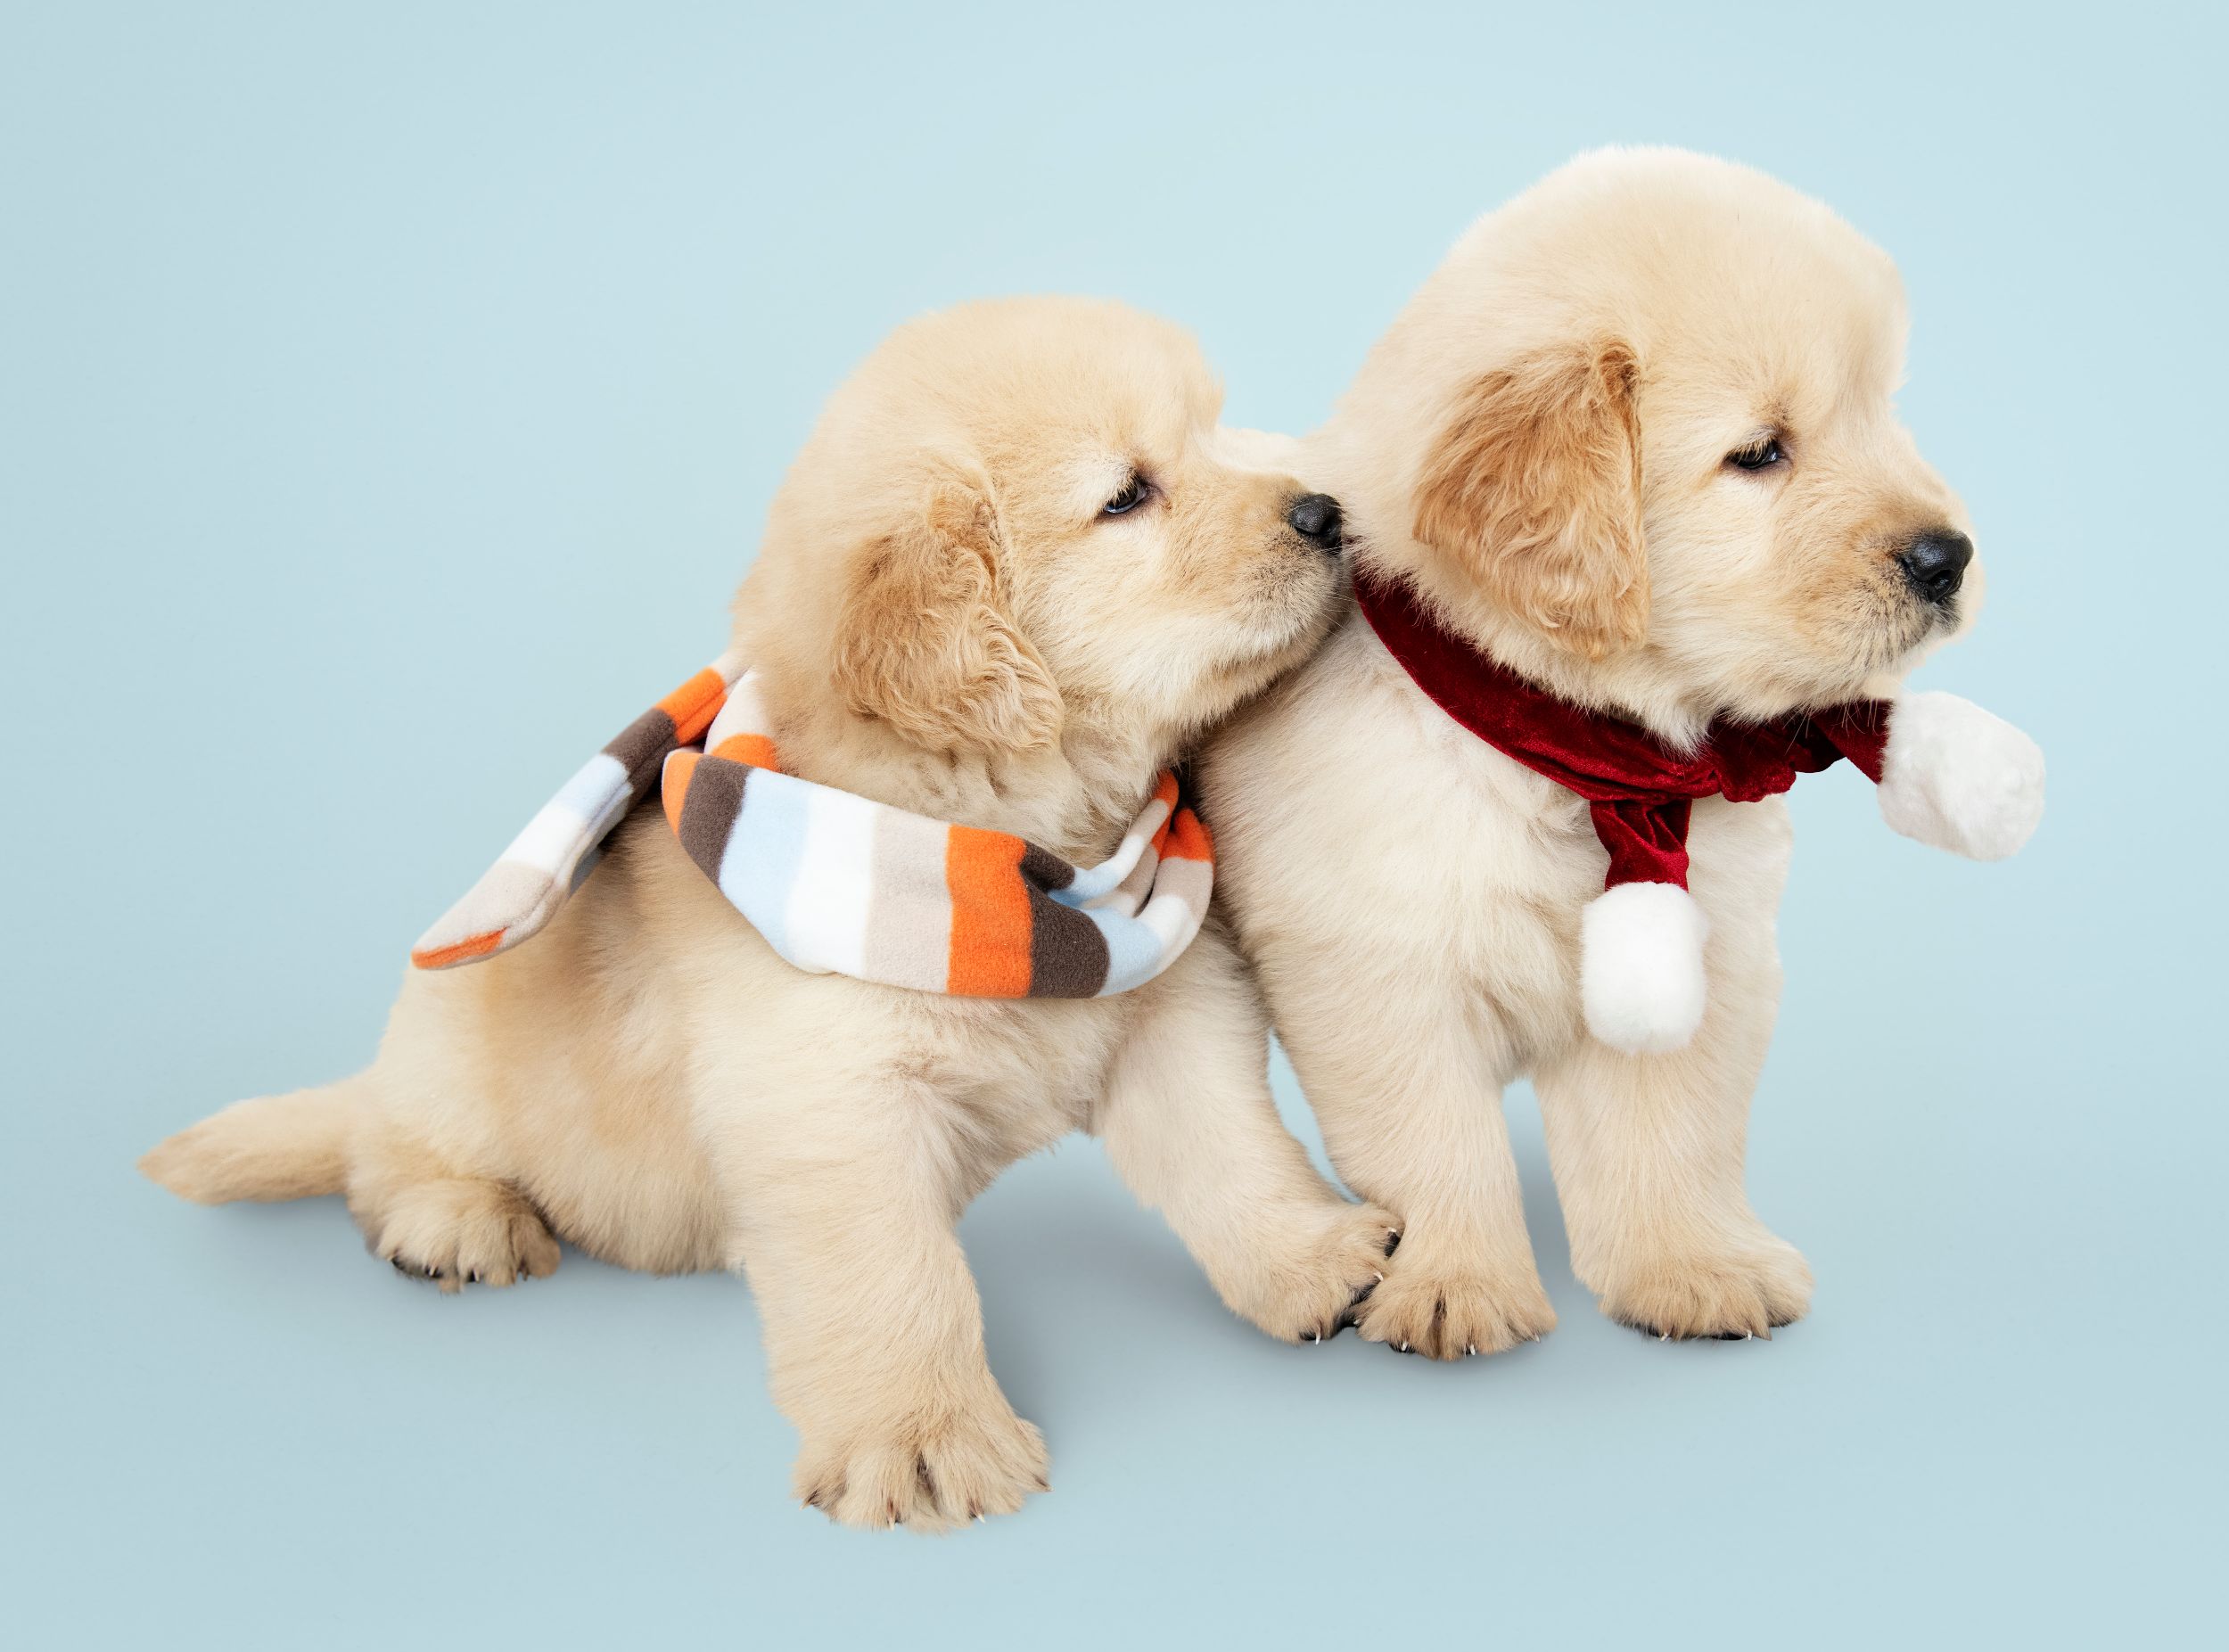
[1581,882,1709,1055]
[1878,691,2045,861]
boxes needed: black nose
[1286,492,1343,553]
[1897,530,1973,605]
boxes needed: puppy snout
[1896,530,1972,606]
[1286,492,1344,555]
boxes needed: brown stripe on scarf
[605,706,681,794]
[1025,891,1111,998]
[1018,842,1076,893]
[675,753,751,882]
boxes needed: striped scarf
[410,654,1214,999]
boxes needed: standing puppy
[144,297,1396,1527]
[1203,151,2041,1352]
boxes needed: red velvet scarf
[1352,565,1892,890]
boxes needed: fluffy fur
[1203,149,2009,1350]
[143,297,1396,1530]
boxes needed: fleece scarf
[411,653,1213,999]
[1351,563,2045,1054]
[1353,564,1896,888]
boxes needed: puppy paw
[794,1396,1049,1533]
[368,1178,561,1294]
[1597,1232,1813,1340]
[1352,1248,1557,1360]
[1214,1198,1403,1345]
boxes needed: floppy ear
[1411,340,1649,660]
[831,471,1063,752]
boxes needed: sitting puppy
[143,296,1395,1528]
[1202,150,2042,1352]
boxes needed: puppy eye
[1100,473,1150,517]
[1725,436,1786,473]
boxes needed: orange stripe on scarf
[1146,772,1182,853]
[662,750,700,832]
[655,669,728,745]
[944,826,1033,997]
[710,731,779,770]
[409,930,504,969]
[1162,804,1213,863]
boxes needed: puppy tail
[139,1079,368,1204]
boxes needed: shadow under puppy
[1204,150,2044,1354]
[144,296,1396,1530]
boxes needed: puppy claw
[368,1179,562,1294]
[1351,1256,1557,1360]
[794,1402,1048,1533]
[1209,1197,1402,1348]
[1598,1234,1811,1341]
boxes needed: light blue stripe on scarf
[717,768,813,962]
[1089,905,1165,996]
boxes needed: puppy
[143,296,1396,1528]
[1203,150,2026,1352]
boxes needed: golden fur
[144,296,1395,1529]
[1203,149,1985,1352]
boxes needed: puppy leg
[1271,965,1556,1359]
[1534,943,1810,1340]
[1091,933,1398,1344]
[712,1091,1048,1532]
[345,1114,561,1293]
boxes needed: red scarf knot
[1353,564,1892,890]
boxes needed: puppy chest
[881,996,1132,1145]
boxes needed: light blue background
[5,4,2221,1647]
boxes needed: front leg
[1534,906,1810,1340]
[1091,932,1398,1344]
[709,1082,1047,1531]
[1265,955,1556,1359]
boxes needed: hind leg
[345,1120,560,1293]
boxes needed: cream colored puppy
[144,296,1395,1529]
[1204,150,2034,1352]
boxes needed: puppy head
[1366,148,1978,722]
[745,298,1343,770]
